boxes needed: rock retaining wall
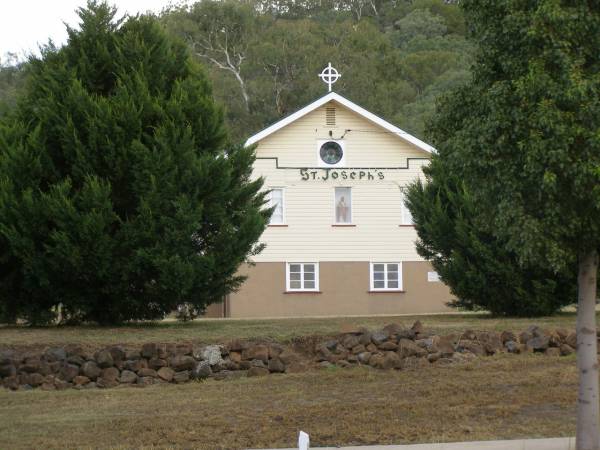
[0,322,585,391]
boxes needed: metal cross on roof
[318,62,341,92]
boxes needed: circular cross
[318,63,341,92]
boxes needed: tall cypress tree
[0,1,269,325]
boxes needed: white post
[298,431,310,450]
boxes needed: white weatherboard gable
[245,91,435,154]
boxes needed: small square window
[286,263,320,291]
[370,263,403,291]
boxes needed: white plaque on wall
[427,271,440,282]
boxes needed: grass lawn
[0,353,579,449]
[0,312,590,350]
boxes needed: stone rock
[124,360,142,372]
[96,377,118,389]
[396,328,416,340]
[555,328,570,341]
[239,361,252,370]
[73,376,90,386]
[202,345,224,366]
[0,364,16,378]
[125,349,140,360]
[169,355,195,371]
[109,346,126,362]
[315,345,332,362]
[192,361,212,380]
[157,367,175,382]
[368,353,385,369]
[45,348,67,362]
[371,331,389,346]
[173,371,190,383]
[461,330,476,340]
[364,343,376,353]
[54,379,71,390]
[27,373,45,387]
[322,340,338,351]
[175,343,193,356]
[342,334,360,350]
[357,352,372,364]
[119,370,137,383]
[227,339,248,352]
[526,336,550,352]
[21,358,41,373]
[247,367,270,377]
[268,358,286,373]
[0,350,15,366]
[458,341,485,356]
[351,344,366,355]
[519,331,532,344]
[82,361,101,380]
[137,376,154,386]
[60,363,80,382]
[242,344,269,363]
[148,358,167,370]
[411,320,424,334]
[250,359,266,368]
[382,351,402,370]
[221,359,239,371]
[279,349,300,366]
[101,367,120,382]
[505,341,520,353]
[347,354,358,363]
[545,347,561,357]
[379,341,398,351]
[565,332,577,349]
[382,323,403,336]
[136,368,155,378]
[398,339,427,358]
[501,331,517,344]
[560,344,575,356]
[427,352,441,363]
[95,350,114,368]
[229,351,242,363]
[269,344,285,359]
[3,376,19,390]
[477,332,503,354]
[358,332,372,346]
[67,355,85,367]
[141,343,157,359]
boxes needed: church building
[206,65,453,318]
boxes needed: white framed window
[286,263,319,291]
[370,262,403,291]
[268,188,285,225]
[400,191,413,225]
[334,187,352,224]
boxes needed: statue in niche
[336,196,349,223]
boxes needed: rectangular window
[400,191,413,225]
[370,263,403,291]
[268,188,284,225]
[334,187,352,224]
[286,263,319,291]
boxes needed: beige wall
[251,100,431,263]
[228,261,454,318]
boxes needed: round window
[319,141,343,165]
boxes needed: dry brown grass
[0,312,588,350]
[0,354,580,449]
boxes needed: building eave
[244,91,436,154]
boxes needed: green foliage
[0,1,269,325]
[407,162,576,316]
[161,0,473,141]
[429,0,600,270]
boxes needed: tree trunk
[577,249,600,450]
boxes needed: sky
[0,0,179,62]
